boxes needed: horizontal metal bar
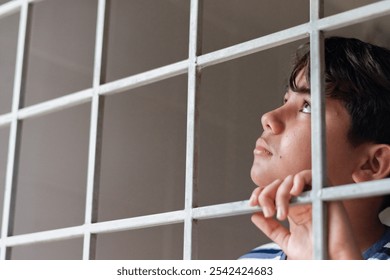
[321,178,390,201]
[0,1,387,128]
[0,60,189,126]
[197,23,310,69]
[0,89,93,127]
[18,88,93,120]
[195,1,390,70]
[0,113,12,127]
[1,210,185,247]
[317,1,390,31]
[192,192,312,220]
[0,62,188,126]
[1,225,86,247]
[2,178,389,247]
[193,179,390,220]
[0,0,47,19]
[0,0,21,19]
[98,60,188,96]
[89,210,185,235]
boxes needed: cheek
[280,131,312,164]
[262,134,312,180]
[326,139,356,184]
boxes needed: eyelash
[283,98,311,113]
[299,101,311,113]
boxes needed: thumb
[251,212,290,249]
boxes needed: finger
[275,175,293,221]
[249,186,263,206]
[258,179,281,217]
[251,213,290,249]
[290,170,312,196]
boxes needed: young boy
[242,37,390,260]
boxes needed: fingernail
[263,206,271,217]
[249,194,256,205]
[276,206,284,220]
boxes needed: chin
[250,167,264,186]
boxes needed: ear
[352,144,390,183]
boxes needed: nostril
[261,109,284,135]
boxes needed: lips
[254,138,273,156]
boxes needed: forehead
[288,68,310,96]
[295,69,309,88]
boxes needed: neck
[344,197,386,253]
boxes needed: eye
[300,101,311,114]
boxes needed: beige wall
[0,0,388,259]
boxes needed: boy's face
[251,70,365,187]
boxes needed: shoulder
[239,243,286,260]
[366,242,390,260]
[364,226,390,260]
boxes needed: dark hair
[289,37,390,147]
[382,195,390,210]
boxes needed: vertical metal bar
[0,0,29,260]
[183,0,203,260]
[309,0,327,260]
[83,0,108,260]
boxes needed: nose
[261,108,284,135]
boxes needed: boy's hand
[249,170,362,259]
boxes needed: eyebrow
[285,84,311,95]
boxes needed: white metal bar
[89,210,185,235]
[0,1,387,129]
[0,0,21,19]
[1,225,86,247]
[197,23,309,69]
[193,180,390,220]
[321,178,390,201]
[0,0,29,260]
[0,60,188,128]
[83,0,107,260]
[0,113,13,127]
[310,0,327,260]
[92,0,106,90]
[0,89,93,128]
[0,178,389,248]
[192,195,313,220]
[0,210,185,247]
[317,0,390,31]
[0,0,388,260]
[183,0,202,260]
[0,0,46,20]
[98,60,188,96]
[196,1,390,70]
[18,88,93,120]
[0,1,387,124]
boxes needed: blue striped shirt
[240,226,390,260]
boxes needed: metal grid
[0,0,389,260]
